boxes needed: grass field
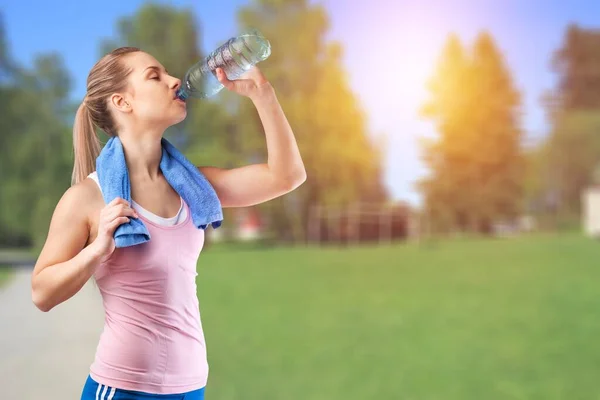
[196,234,600,400]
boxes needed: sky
[2,0,600,205]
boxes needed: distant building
[236,208,263,241]
[206,207,264,243]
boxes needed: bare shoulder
[61,178,103,220]
[32,177,104,276]
[72,177,106,235]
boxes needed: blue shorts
[81,375,205,400]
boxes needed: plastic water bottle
[176,28,271,100]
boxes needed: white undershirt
[87,171,188,226]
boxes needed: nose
[171,76,181,91]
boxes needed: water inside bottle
[177,29,270,100]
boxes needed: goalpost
[307,202,411,246]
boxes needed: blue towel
[96,136,223,248]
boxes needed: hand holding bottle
[176,29,271,100]
[215,66,272,100]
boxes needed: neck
[118,129,164,181]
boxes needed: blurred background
[1,0,600,398]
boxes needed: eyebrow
[143,65,169,75]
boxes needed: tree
[419,32,524,234]
[534,26,600,221]
[551,25,600,112]
[545,112,600,215]
[236,0,388,241]
[0,18,73,248]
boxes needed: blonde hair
[71,46,141,185]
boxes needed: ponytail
[71,101,101,186]
[70,46,140,186]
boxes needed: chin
[171,110,187,125]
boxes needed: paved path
[0,268,104,399]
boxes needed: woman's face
[119,51,187,131]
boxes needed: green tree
[0,23,73,248]
[419,32,524,234]
[534,26,600,221]
[545,112,600,215]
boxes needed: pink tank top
[89,199,209,394]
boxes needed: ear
[110,93,132,114]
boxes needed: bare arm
[31,184,100,312]
[199,69,306,208]
[31,183,135,312]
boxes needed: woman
[30,47,306,399]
